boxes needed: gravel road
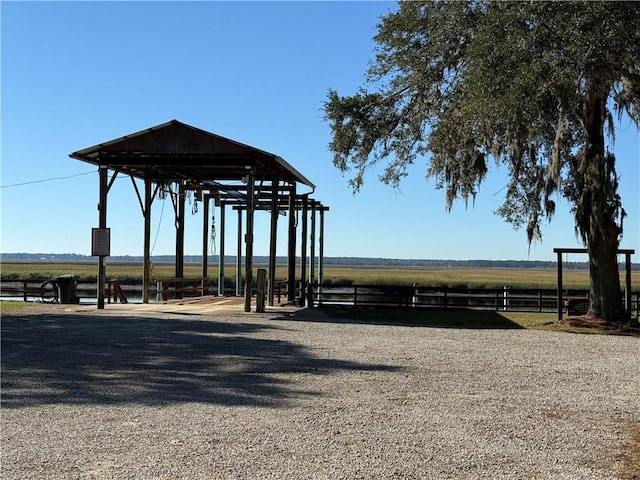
[1,303,638,479]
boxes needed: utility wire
[0,170,96,189]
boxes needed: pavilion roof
[70,119,315,189]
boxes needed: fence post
[412,283,417,307]
[539,290,543,313]
[503,285,510,311]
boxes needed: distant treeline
[3,252,638,271]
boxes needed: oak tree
[324,0,640,323]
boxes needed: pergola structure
[70,120,329,311]
[554,247,635,320]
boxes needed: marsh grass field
[0,261,585,288]
[1,260,639,290]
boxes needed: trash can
[57,274,78,304]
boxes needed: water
[0,294,144,304]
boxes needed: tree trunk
[587,231,624,322]
[582,83,625,323]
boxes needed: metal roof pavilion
[70,119,315,188]
[70,120,328,311]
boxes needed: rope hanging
[209,213,216,254]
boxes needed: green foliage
[324,0,640,321]
[325,0,639,237]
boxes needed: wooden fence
[307,283,640,316]
[0,278,129,304]
[3,279,638,317]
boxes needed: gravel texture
[1,303,638,479]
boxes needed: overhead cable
[0,170,96,189]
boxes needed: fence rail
[155,277,210,301]
[1,278,129,303]
[3,279,639,317]
[308,283,640,317]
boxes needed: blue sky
[1,1,638,262]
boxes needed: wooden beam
[175,182,186,298]
[268,179,279,306]
[236,209,242,296]
[625,252,632,319]
[553,247,635,254]
[218,203,226,296]
[143,174,152,303]
[130,176,145,215]
[287,182,297,302]
[310,201,316,290]
[97,166,108,309]
[202,193,209,285]
[556,250,563,321]
[318,208,325,306]
[244,169,255,313]
[299,194,308,307]
[554,247,635,320]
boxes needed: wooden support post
[318,207,324,306]
[244,169,255,313]
[202,192,209,287]
[625,252,632,320]
[539,290,543,313]
[236,208,243,296]
[175,182,186,299]
[268,179,279,306]
[142,175,152,303]
[299,194,308,307]
[287,182,297,302]
[554,247,634,321]
[310,202,316,288]
[97,166,108,310]
[556,250,563,321]
[218,202,226,296]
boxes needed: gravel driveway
[2,303,638,479]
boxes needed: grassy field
[1,260,639,289]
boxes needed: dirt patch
[556,315,640,334]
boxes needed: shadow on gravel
[1,312,400,408]
[276,306,524,329]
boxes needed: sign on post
[91,228,111,257]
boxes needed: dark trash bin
[57,274,78,304]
